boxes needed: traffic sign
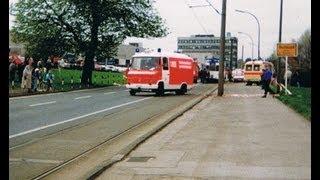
[276,43,298,95]
[276,43,298,57]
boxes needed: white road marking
[74,95,91,100]
[9,158,63,164]
[9,97,152,139]
[104,92,116,95]
[124,90,129,91]
[9,87,114,101]
[10,93,63,100]
[29,101,56,107]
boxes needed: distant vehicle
[114,65,128,72]
[232,69,245,82]
[126,51,196,96]
[201,57,227,83]
[60,53,77,69]
[244,60,274,85]
[105,65,117,72]
[94,61,105,71]
[205,57,219,82]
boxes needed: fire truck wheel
[181,84,187,95]
[176,84,187,95]
[129,89,136,96]
[156,83,164,96]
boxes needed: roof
[132,51,192,60]
[244,60,272,65]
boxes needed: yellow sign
[277,43,298,57]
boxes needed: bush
[51,69,125,90]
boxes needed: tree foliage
[297,28,311,71]
[10,0,168,85]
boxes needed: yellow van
[244,60,273,85]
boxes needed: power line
[184,0,209,34]
[204,0,221,15]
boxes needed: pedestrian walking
[260,69,266,90]
[32,64,40,92]
[21,57,34,93]
[46,57,52,70]
[37,61,45,91]
[200,68,206,83]
[44,69,54,92]
[261,65,272,98]
[9,58,17,88]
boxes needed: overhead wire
[184,0,209,34]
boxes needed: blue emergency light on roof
[157,48,161,52]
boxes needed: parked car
[232,68,245,82]
[114,65,128,72]
[60,53,77,69]
[94,61,106,71]
[105,65,117,72]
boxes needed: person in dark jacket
[261,69,266,90]
[262,66,272,98]
[200,68,206,83]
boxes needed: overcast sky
[9,0,310,59]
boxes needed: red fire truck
[125,51,196,96]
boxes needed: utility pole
[241,45,244,62]
[218,0,227,96]
[278,0,283,81]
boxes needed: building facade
[112,43,145,66]
[177,33,238,69]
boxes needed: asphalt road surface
[9,83,216,147]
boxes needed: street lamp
[235,9,261,60]
[238,32,254,60]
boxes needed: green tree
[11,0,168,85]
[297,28,311,71]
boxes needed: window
[131,57,160,70]
[254,65,260,71]
[245,65,252,71]
[163,57,168,70]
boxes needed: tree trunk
[81,56,94,86]
[81,0,100,87]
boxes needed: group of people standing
[9,56,55,93]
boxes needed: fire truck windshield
[131,57,160,70]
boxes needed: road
[9,83,217,179]
[10,86,148,138]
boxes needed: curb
[86,86,218,180]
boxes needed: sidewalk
[97,83,311,180]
